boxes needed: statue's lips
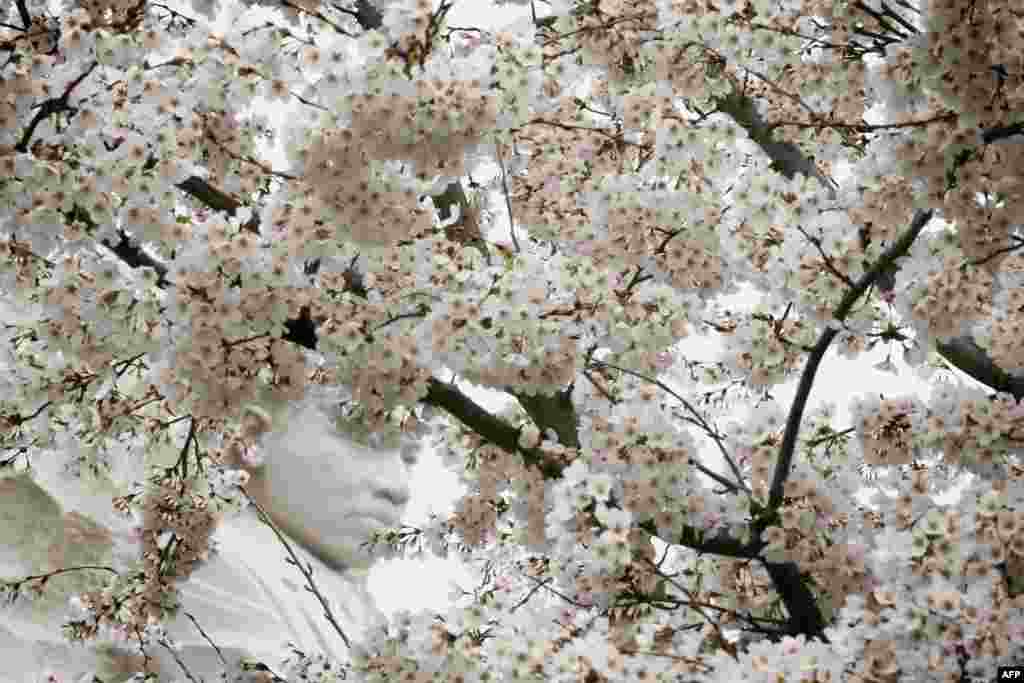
[347,509,402,528]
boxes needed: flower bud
[518,424,541,449]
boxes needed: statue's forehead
[279,399,418,453]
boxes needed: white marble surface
[0,399,414,682]
[1,504,387,682]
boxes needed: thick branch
[38,3,855,643]
[716,86,1024,402]
[176,176,250,215]
[14,62,98,154]
[760,562,829,642]
[714,82,953,642]
[100,230,170,288]
[15,0,31,29]
[935,336,1024,402]
[770,208,934,509]
[423,380,566,480]
[981,122,1024,144]
[353,0,383,30]
[509,385,581,450]
[638,519,762,560]
[712,89,837,199]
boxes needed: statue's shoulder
[0,474,63,571]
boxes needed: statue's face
[252,403,418,572]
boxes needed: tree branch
[423,379,566,479]
[770,208,934,510]
[714,85,1024,402]
[711,88,837,199]
[509,385,581,450]
[759,561,829,642]
[935,335,1024,402]
[354,0,383,30]
[15,0,31,30]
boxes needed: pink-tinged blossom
[846,543,867,563]
[241,443,266,468]
[780,636,802,656]
[108,623,131,642]
[653,351,674,370]
[6,0,1023,680]
[456,33,483,57]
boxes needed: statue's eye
[400,444,420,466]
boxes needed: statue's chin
[314,542,376,575]
[268,511,378,576]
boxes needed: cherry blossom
[2,0,1024,682]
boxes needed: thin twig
[242,490,352,651]
[588,360,749,494]
[158,638,202,683]
[183,610,230,670]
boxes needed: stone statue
[0,397,419,682]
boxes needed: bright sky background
[14,0,985,622]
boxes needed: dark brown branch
[759,561,829,641]
[981,122,1024,144]
[354,0,383,29]
[15,0,31,29]
[713,81,948,643]
[423,379,565,479]
[638,519,762,561]
[99,231,170,288]
[770,209,934,509]
[509,386,580,450]
[711,89,837,199]
[935,336,1024,402]
[715,84,1024,406]
[329,0,384,31]
[15,61,98,154]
